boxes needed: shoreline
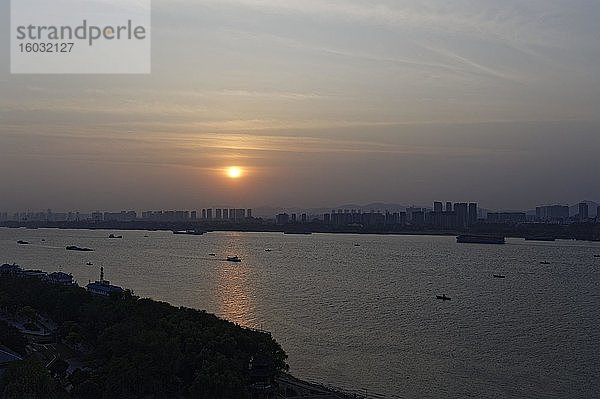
[2,222,600,242]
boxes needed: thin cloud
[186,0,568,49]
[422,45,522,83]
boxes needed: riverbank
[2,220,599,241]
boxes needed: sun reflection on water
[215,243,256,328]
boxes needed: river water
[1,228,599,398]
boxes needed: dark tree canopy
[0,277,287,398]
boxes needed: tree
[0,320,27,356]
[20,306,37,323]
[1,358,65,399]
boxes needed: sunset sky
[1,0,600,212]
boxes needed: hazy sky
[1,0,599,212]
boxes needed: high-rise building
[229,209,236,221]
[468,203,478,226]
[579,202,589,221]
[387,212,401,225]
[454,203,468,228]
[247,209,253,218]
[202,209,207,219]
[206,209,213,220]
[216,209,222,220]
[235,209,246,220]
[276,213,290,225]
[446,202,452,212]
[579,202,588,220]
[406,207,422,221]
[412,211,425,226]
[191,211,197,220]
[222,209,229,220]
[434,202,443,213]
[400,212,408,225]
[536,205,570,222]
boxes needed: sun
[226,166,243,179]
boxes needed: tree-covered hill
[0,276,287,398]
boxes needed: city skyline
[2,198,599,220]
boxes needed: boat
[226,256,242,263]
[540,261,550,265]
[493,274,506,278]
[17,240,29,245]
[108,234,123,239]
[594,255,600,258]
[456,235,505,245]
[265,249,272,252]
[524,235,556,242]
[86,262,93,266]
[173,230,205,236]
[283,230,313,235]
[354,243,361,247]
[66,246,94,252]
[436,294,451,301]
[209,253,216,256]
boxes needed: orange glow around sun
[226,166,243,179]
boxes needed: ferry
[524,235,556,242]
[66,245,94,252]
[226,256,242,263]
[456,235,505,245]
[17,240,29,245]
[173,230,205,236]
[283,230,313,235]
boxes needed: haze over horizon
[1,0,600,212]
